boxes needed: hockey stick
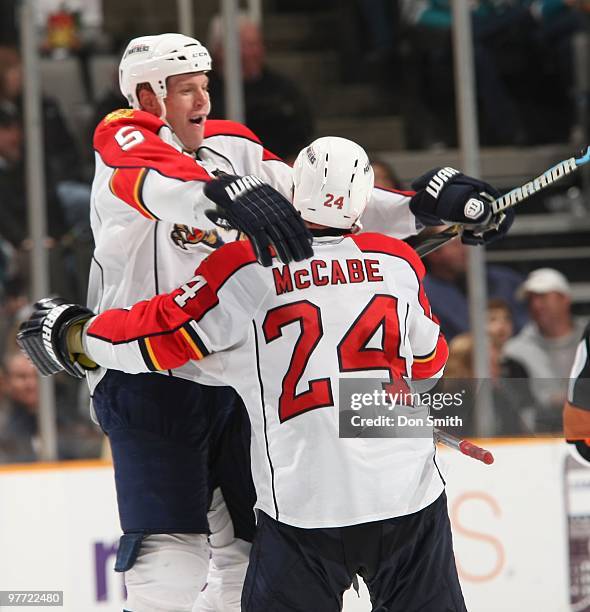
[412,146,590,258]
[434,428,494,465]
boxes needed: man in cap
[503,268,587,431]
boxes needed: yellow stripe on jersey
[179,327,204,360]
[108,168,119,197]
[132,168,155,220]
[414,348,436,363]
[144,337,164,371]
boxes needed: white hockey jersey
[84,233,448,528]
[88,108,419,390]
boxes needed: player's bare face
[164,73,210,152]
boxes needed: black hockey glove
[410,167,513,245]
[16,297,97,379]
[204,174,313,267]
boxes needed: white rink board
[0,441,574,611]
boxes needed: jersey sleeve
[564,324,590,439]
[407,286,448,382]
[83,241,261,373]
[360,185,420,240]
[94,109,214,227]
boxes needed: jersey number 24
[262,296,407,422]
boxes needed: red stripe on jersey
[94,109,210,183]
[349,233,436,319]
[205,119,262,143]
[348,233,425,279]
[146,328,203,370]
[204,119,283,162]
[412,333,448,380]
[109,167,156,219]
[262,148,282,162]
[374,184,416,198]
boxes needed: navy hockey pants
[242,492,467,612]
[92,369,256,540]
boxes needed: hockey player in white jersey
[20,137,470,611]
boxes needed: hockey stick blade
[413,145,590,258]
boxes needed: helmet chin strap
[156,96,167,121]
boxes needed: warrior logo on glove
[425,167,460,199]
[464,198,486,221]
[409,167,514,245]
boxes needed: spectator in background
[206,12,315,161]
[423,238,527,341]
[0,349,102,464]
[0,352,41,462]
[0,45,92,245]
[0,107,67,248]
[400,0,577,147]
[0,107,76,300]
[488,298,536,431]
[371,158,404,190]
[442,299,533,436]
[503,268,587,432]
[0,45,85,184]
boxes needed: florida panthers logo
[171,224,225,251]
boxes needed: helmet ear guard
[293,137,374,231]
[119,33,212,108]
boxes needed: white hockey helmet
[293,136,374,230]
[119,33,212,108]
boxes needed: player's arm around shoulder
[359,186,420,240]
[94,108,214,226]
[203,119,293,197]
[82,240,262,373]
[348,232,426,279]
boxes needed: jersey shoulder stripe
[94,108,210,183]
[348,232,425,279]
[204,119,283,162]
[374,184,416,198]
[204,119,262,142]
[348,233,433,317]
[109,167,157,220]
